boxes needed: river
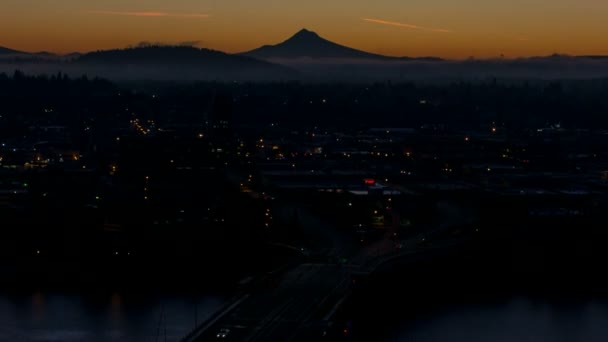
[380,294,608,342]
[344,239,608,342]
[0,291,227,342]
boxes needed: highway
[186,263,351,341]
[182,172,468,341]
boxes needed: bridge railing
[360,237,471,275]
[179,294,249,342]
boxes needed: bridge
[179,172,470,341]
[180,229,468,341]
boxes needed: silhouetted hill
[399,56,444,62]
[514,54,608,62]
[0,46,26,55]
[242,29,443,62]
[578,55,608,60]
[0,47,61,61]
[74,45,296,80]
[34,51,57,57]
[78,45,271,66]
[63,52,83,59]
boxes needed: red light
[364,178,375,185]
[343,329,349,335]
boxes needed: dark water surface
[383,295,608,342]
[0,290,226,341]
[346,239,608,342]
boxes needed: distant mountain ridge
[3,35,608,81]
[0,46,25,55]
[242,29,397,60]
[0,46,64,60]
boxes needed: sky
[1,0,607,58]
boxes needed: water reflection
[109,292,122,321]
[0,291,227,341]
[389,297,608,342]
[31,291,45,322]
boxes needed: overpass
[180,171,470,341]
[180,233,469,342]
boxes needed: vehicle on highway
[216,328,231,339]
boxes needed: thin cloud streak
[87,10,209,19]
[362,18,451,33]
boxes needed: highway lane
[191,263,350,341]
[188,171,464,341]
[186,234,469,341]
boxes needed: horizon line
[2,30,605,60]
[1,47,600,61]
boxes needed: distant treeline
[2,71,608,132]
[0,70,114,90]
[161,79,608,129]
[0,71,118,137]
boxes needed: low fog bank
[282,57,608,82]
[1,57,607,82]
[0,63,297,82]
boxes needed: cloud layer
[88,10,209,18]
[363,18,451,33]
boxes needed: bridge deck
[186,263,351,341]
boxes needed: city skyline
[1,0,608,58]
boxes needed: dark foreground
[345,224,608,342]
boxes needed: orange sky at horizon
[1,0,607,59]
